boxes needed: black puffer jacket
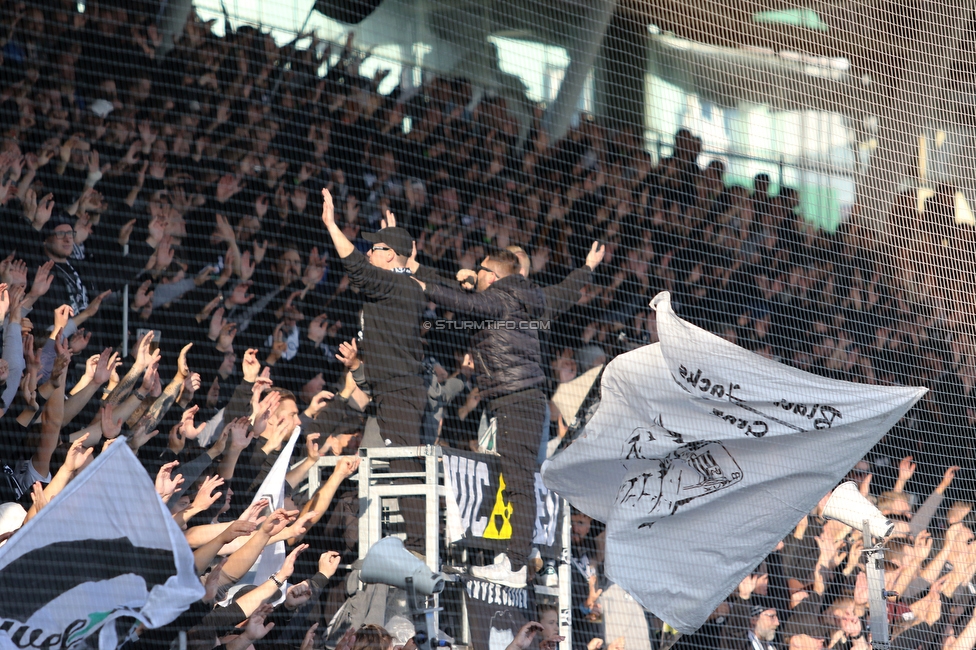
[424,273,546,399]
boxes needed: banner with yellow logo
[442,449,561,555]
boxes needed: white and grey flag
[0,442,204,650]
[542,291,926,633]
[237,426,302,587]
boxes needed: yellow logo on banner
[483,473,513,539]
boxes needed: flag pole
[863,520,890,650]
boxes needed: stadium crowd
[1,2,976,650]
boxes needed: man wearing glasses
[320,188,429,558]
[413,248,547,588]
[31,211,110,337]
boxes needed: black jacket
[342,249,426,394]
[425,273,546,400]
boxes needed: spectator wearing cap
[31,212,109,336]
[741,605,782,650]
[320,189,429,556]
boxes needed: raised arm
[106,331,160,406]
[321,189,355,259]
[542,242,603,319]
[136,343,193,435]
[219,508,297,588]
[422,278,507,319]
[285,433,323,489]
[63,348,119,425]
[287,455,360,545]
[911,466,959,537]
[32,336,69,479]
[23,433,93,525]
[0,293,24,417]
[192,520,256,574]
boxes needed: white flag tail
[0,442,203,650]
[240,426,301,587]
[542,291,926,634]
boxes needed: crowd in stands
[1,1,976,649]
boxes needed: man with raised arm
[319,188,428,557]
[413,248,547,587]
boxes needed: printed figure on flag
[617,440,743,520]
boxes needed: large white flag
[0,441,204,650]
[542,292,926,634]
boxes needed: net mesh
[0,0,973,648]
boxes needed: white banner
[240,426,302,587]
[0,442,203,650]
[542,291,926,633]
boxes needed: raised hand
[127,422,159,452]
[335,339,359,370]
[585,241,606,270]
[895,455,916,491]
[168,422,186,455]
[321,188,336,228]
[260,508,299,536]
[301,624,319,650]
[180,372,202,408]
[99,404,124,439]
[308,313,329,347]
[63,433,94,473]
[133,280,154,310]
[203,557,228,602]
[191,475,224,511]
[154,461,184,501]
[510,623,545,650]
[227,280,254,307]
[306,433,322,462]
[52,305,74,334]
[279,542,309,579]
[306,390,333,418]
[51,333,72,386]
[34,193,55,229]
[227,417,255,452]
[180,405,207,439]
[738,573,760,600]
[30,482,49,513]
[177,343,193,378]
[82,290,112,321]
[243,604,276,642]
[938,465,961,494]
[318,550,341,578]
[135,330,161,371]
[239,250,256,282]
[68,328,91,354]
[242,348,261,382]
[334,455,361,480]
[219,520,257,544]
[285,581,312,609]
[29,261,54,299]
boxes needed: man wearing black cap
[32,212,110,336]
[320,188,428,556]
[723,604,781,650]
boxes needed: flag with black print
[543,291,927,634]
[0,442,203,650]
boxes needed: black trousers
[375,384,428,554]
[490,388,547,571]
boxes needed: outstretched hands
[155,461,184,501]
